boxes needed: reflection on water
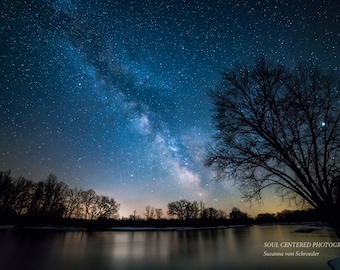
[0,225,339,270]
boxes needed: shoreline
[0,224,251,232]
[0,222,330,232]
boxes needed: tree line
[255,209,325,223]
[166,200,227,220]
[0,170,236,224]
[0,170,327,228]
[0,171,119,221]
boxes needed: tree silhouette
[81,189,98,220]
[64,187,83,219]
[167,200,187,220]
[144,205,155,220]
[229,207,248,220]
[185,200,200,220]
[0,171,120,224]
[27,174,67,218]
[0,171,15,215]
[129,210,140,221]
[155,208,163,219]
[167,200,200,220]
[41,174,67,218]
[256,213,276,223]
[207,57,340,234]
[95,196,120,220]
[12,177,34,216]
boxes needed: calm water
[0,224,339,270]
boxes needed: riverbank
[0,221,330,233]
[0,224,251,232]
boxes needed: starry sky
[1,0,339,218]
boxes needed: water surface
[0,224,339,269]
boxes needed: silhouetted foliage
[144,205,156,220]
[155,208,163,219]
[229,207,249,220]
[0,171,119,223]
[207,57,340,235]
[81,189,98,220]
[2,171,328,230]
[256,213,276,223]
[167,200,228,221]
[0,171,16,215]
[254,208,326,224]
[167,200,200,220]
[12,177,34,216]
[202,207,218,219]
[20,174,67,219]
[96,196,120,220]
[129,210,141,221]
[63,187,83,219]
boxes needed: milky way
[1,0,339,217]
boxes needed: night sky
[1,0,339,218]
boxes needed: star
[1,0,339,217]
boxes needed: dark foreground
[1,224,339,270]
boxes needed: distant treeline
[0,171,119,222]
[254,209,327,224]
[0,171,327,228]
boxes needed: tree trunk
[325,205,340,239]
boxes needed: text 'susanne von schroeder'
[263,242,340,257]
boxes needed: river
[0,224,339,269]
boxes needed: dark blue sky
[1,0,339,217]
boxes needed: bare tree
[13,177,34,215]
[0,171,121,222]
[205,207,219,219]
[186,200,200,220]
[207,57,340,233]
[28,181,45,216]
[81,189,98,220]
[96,196,120,220]
[167,200,200,220]
[144,205,155,220]
[64,187,83,219]
[199,201,206,218]
[0,171,15,215]
[229,207,248,220]
[201,206,225,220]
[129,210,140,221]
[27,174,67,218]
[41,174,68,218]
[155,208,163,219]
[167,200,189,220]
[217,209,227,219]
